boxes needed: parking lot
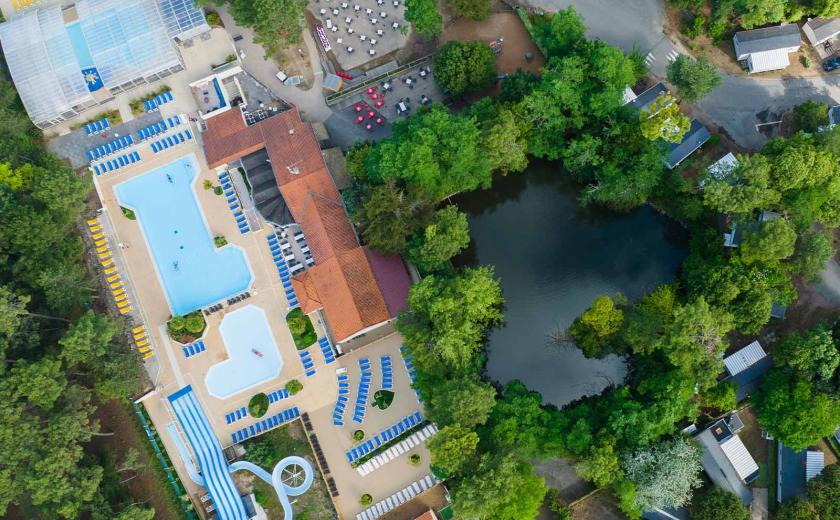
[309,0,409,71]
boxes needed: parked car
[823,56,840,71]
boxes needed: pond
[455,160,688,407]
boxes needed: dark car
[823,56,840,72]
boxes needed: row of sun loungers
[224,406,248,424]
[400,345,421,402]
[227,291,250,305]
[380,355,393,389]
[137,116,181,140]
[346,411,424,463]
[150,130,193,153]
[299,349,316,377]
[356,421,437,477]
[92,151,140,175]
[219,171,251,235]
[88,218,133,316]
[84,118,109,135]
[131,324,154,360]
[86,135,134,161]
[267,233,298,306]
[333,373,350,426]
[355,475,439,520]
[267,387,290,403]
[230,406,300,444]
[353,358,372,424]
[144,91,173,112]
[318,337,336,364]
[182,340,206,358]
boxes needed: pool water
[116,154,253,315]
[66,22,95,69]
[206,305,283,398]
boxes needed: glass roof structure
[0,6,93,126]
[0,0,208,128]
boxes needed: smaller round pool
[205,305,282,399]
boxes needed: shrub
[285,308,317,349]
[802,55,812,69]
[353,430,365,442]
[214,235,227,248]
[214,186,223,196]
[249,393,269,418]
[409,453,421,466]
[360,494,372,506]
[373,389,394,410]
[169,316,186,331]
[285,379,303,395]
[253,489,268,506]
[203,180,213,190]
[205,11,222,27]
[185,313,205,335]
[121,206,136,220]
[792,100,829,134]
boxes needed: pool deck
[93,139,434,519]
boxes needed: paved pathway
[524,0,840,150]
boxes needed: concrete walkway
[216,9,332,122]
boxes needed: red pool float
[356,115,364,124]
[375,100,384,108]
[367,110,375,118]
[366,123,373,131]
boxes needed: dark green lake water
[455,161,688,406]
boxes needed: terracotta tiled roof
[414,511,438,520]
[202,108,393,342]
[364,246,410,318]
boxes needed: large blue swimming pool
[206,305,283,398]
[116,154,252,316]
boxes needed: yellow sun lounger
[89,225,101,233]
[133,331,146,340]
[119,306,132,315]
[86,218,98,226]
[114,294,127,303]
[96,245,110,254]
[143,351,153,359]
[112,290,125,299]
[117,300,130,309]
[104,266,116,275]
[94,238,107,247]
[98,251,111,260]
[106,274,120,283]
[101,258,113,267]
[91,232,104,240]
[131,325,145,334]
[138,346,152,354]
[136,340,149,348]
[109,281,122,289]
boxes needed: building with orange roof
[202,106,409,345]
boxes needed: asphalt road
[523,0,840,150]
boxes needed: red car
[336,71,354,80]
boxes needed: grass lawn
[286,308,317,350]
[241,422,335,519]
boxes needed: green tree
[404,0,443,37]
[568,295,625,358]
[445,0,491,19]
[689,487,750,520]
[775,324,840,386]
[775,498,820,520]
[483,106,530,175]
[792,100,830,134]
[806,463,840,518]
[623,437,702,512]
[793,231,833,281]
[575,437,622,487]
[532,7,586,57]
[666,55,721,101]
[427,424,479,477]
[485,380,564,458]
[58,311,117,367]
[452,453,547,520]
[739,218,797,265]
[812,0,840,17]
[703,154,781,214]
[434,40,496,96]
[398,266,504,371]
[737,0,787,29]
[639,94,691,144]
[428,376,496,428]
[699,380,737,412]
[753,369,840,451]
[499,69,540,103]
[406,205,470,272]
[359,180,431,255]
[214,0,307,56]
[113,505,156,520]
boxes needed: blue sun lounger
[177,132,185,143]
[185,129,193,140]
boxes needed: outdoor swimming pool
[206,305,283,398]
[115,154,252,315]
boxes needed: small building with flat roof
[697,417,759,504]
[723,340,773,401]
[806,450,825,481]
[733,24,801,73]
[666,119,711,169]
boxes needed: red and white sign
[315,25,332,52]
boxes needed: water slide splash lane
[168,386,248,520]
[168,386,315,520]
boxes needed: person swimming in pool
[173,261,179,271]
[166,173,173,183]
